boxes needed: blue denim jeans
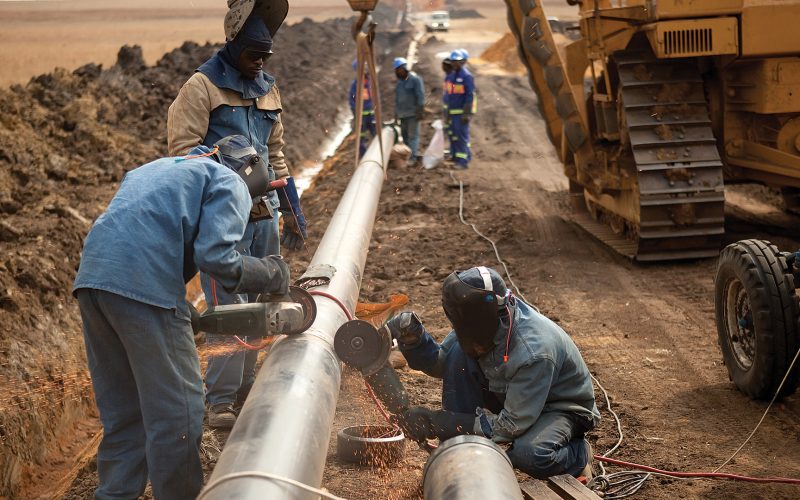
[76,288,204,500]
[202,215,279,406]
[400,116,421,158]
[439,341,589,479]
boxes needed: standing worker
[349,60,377,158]
[167,1,307,429]
[445,49,475,169]
[441,56,455,160]
[387,266,599,480]
[73,135,291,499]
[393,57,426,166]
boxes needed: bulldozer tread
[617,52,725,260]
[714,240,800,399]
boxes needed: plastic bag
[422,119,445,170]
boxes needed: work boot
[578,439,594,483]
[207,403,237,429]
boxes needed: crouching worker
[72,135,290,499]
[387,266,600,480]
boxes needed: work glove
[415,107,425,121]
[385,311,425,346]
[462,113,471,124]
[276,177,308,251]
[234,255,290,296]
[395,407,478,442]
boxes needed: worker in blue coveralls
[393,56,426,166]
[441,56,455,160]
[73,135,291,500]
[168,5,307,429]
[349,60,377,158]
[444,49,475,169]
[387,266,600,480]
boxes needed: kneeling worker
[73,135,291,499]
[387,266,599,479]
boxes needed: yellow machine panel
[646,17,739,58]
[727,58,800,114]
[654,0,743,18]
[741,2,800,56]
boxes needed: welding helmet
[441,266,509,357]
[449,49,466,62]
[393,57,408,70]
[213,135,270,199]
[225,0,289,42]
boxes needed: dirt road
[311,20,800,500]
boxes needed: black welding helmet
[442,266,510,357]
[213,135,270,199]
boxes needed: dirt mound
[480,32,525,74]
[0,14,380,497]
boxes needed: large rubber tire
[714,240,800,399]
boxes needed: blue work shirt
[349,77,375,115]
[444,67,475,115]
[73,147,251,312]
[401,299,600,443]
[395,71,425,119]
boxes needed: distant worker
[167,4,307,429]
[441,56,455,160]
[393,56,426,166]
[444,49,475,169]
[73,135,291,499]
[349,60,377,157]
[387,266,599,480]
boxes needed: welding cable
[308,290,354,320]
[714,346,800,473]
[197,470,346,500]
[594,455,800,484]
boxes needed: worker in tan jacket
[167,3,306,429]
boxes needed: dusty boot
[207,403,237,429]
[578,439,593,483]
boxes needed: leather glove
[234,255,290,296]
[394,406,434,442]
[277,177,308,250]
[385,311,424,346]
[415,107,424,121]
[395,407,478,442]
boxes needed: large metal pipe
[423,436,523,500]
[201,127,396,499]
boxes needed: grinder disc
[334,320,390,373]
[283,285,317,335]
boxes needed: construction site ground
[2,1,800,499]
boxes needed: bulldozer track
[600,51,726,261]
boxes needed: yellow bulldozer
[506,0,800,260]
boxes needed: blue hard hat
[392,57,408,70]
[449,49,465,62]
[460,48,469,61]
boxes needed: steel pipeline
[200,126,397,499]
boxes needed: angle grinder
[192,285,317,337]
[334,320,410,414]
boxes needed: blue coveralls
[73,149,252,499]
[395,71,426,158]
[349,76,377,157]
[400,299,600,479]
[196,53,282,408]
[444,66,476,168]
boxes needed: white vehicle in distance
[425,11,450,32]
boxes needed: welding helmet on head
[449,49,466,62]
[393,57,408,70]
[213,135,270,199]
[441,266,509,356]
[225,0,289,42]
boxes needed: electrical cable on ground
[197,470,346,500]
[714,346,800,473]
